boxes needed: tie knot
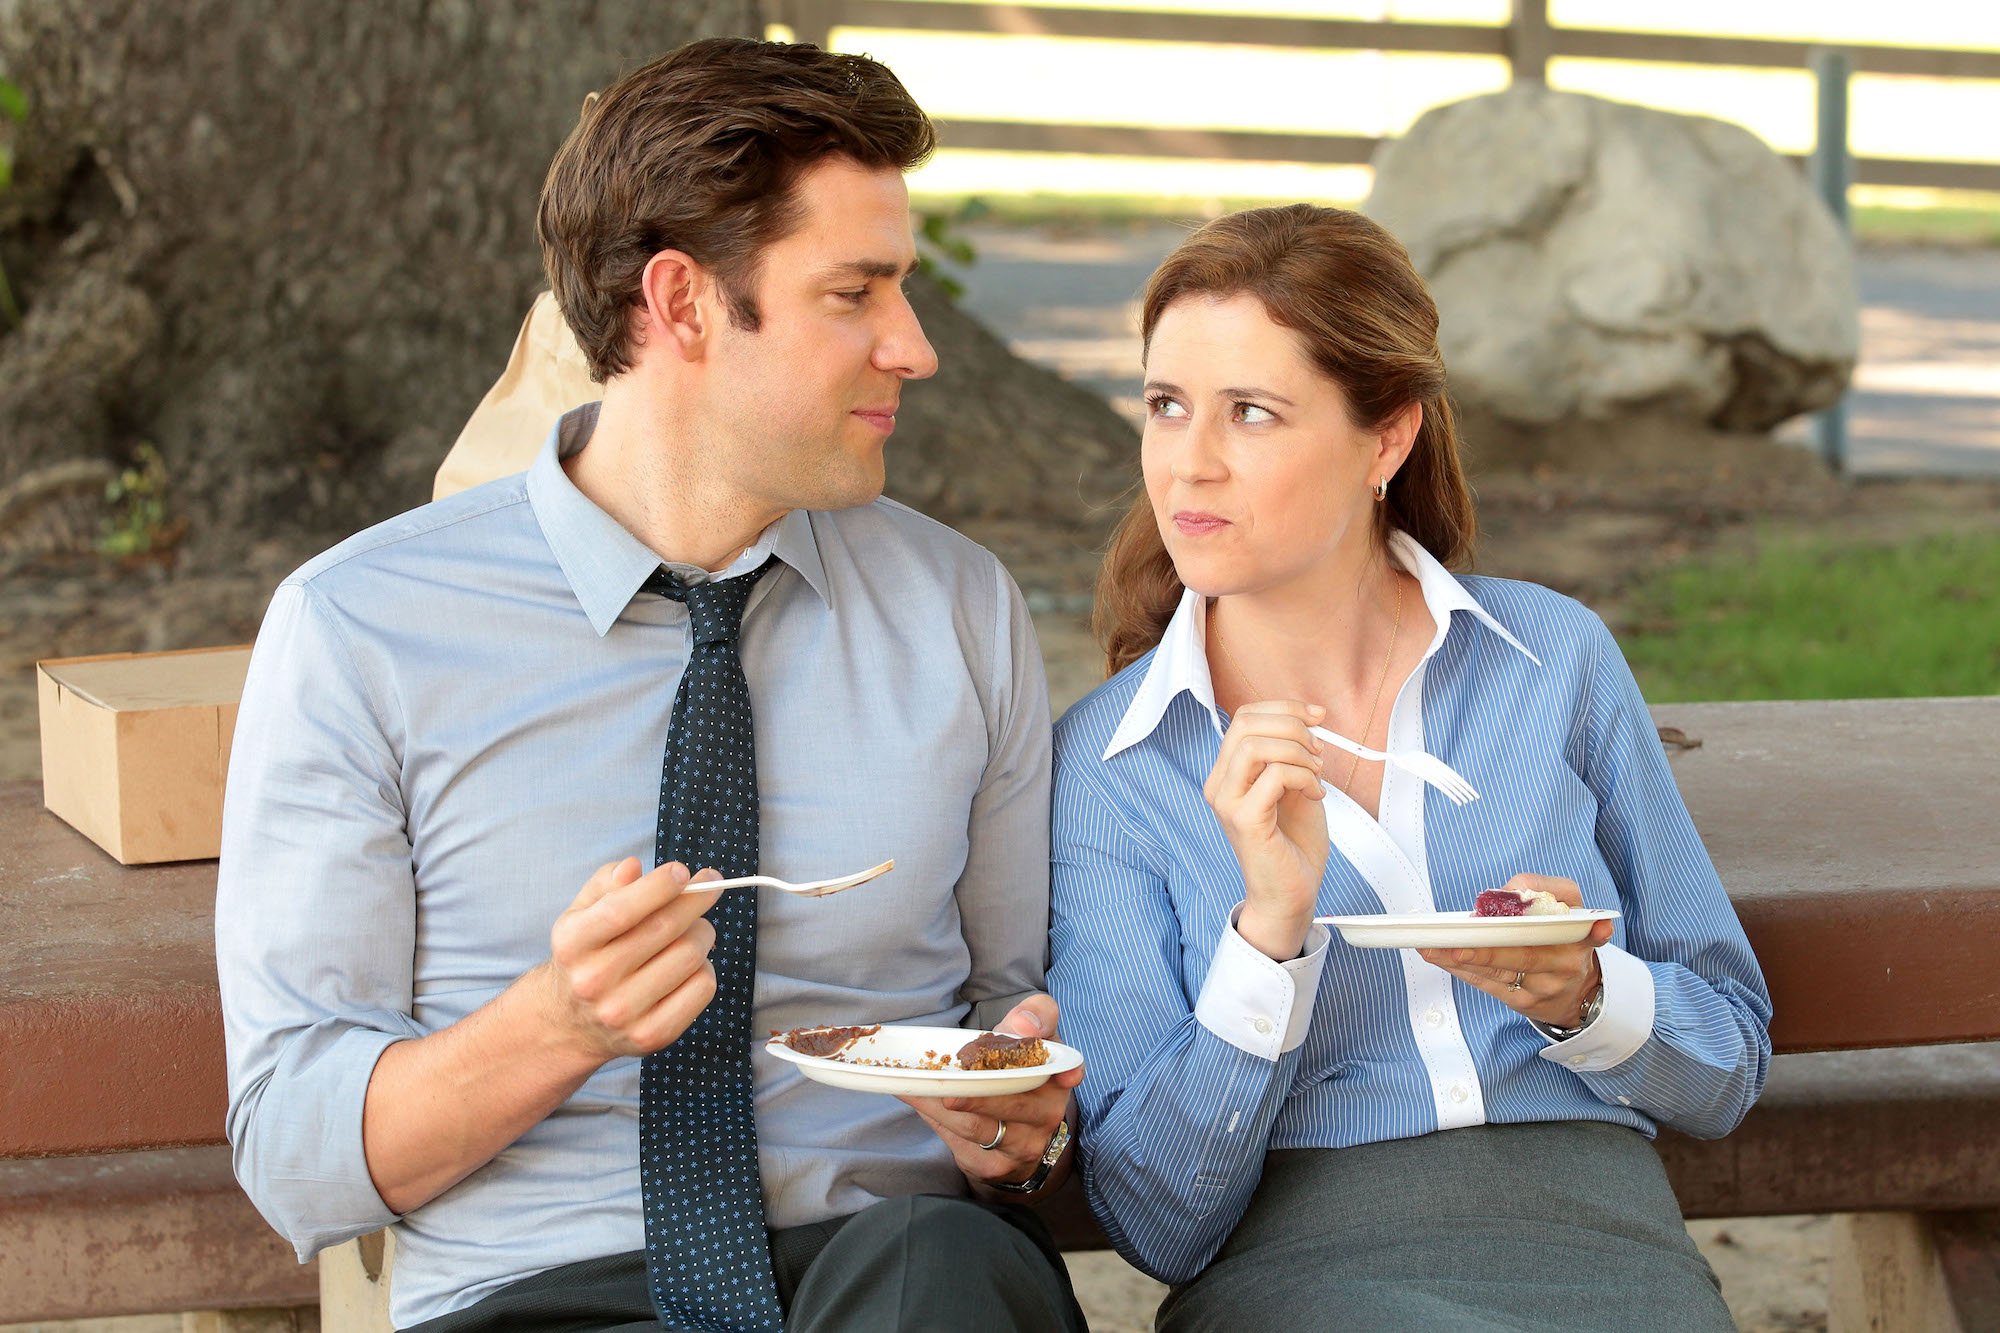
[648,559,772,646]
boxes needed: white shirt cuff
[1535,943,1655,1073]
[1193,903,1330,1060]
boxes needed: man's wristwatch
[1536,979,1605,1042]
[987,1118,1071,1196]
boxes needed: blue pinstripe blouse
[1047,533,1772,1283]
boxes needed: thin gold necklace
[1215,576,1405,792]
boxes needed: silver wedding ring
[1509,971,1525,992]
[980,1120,1007,1151]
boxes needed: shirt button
[1449,1084,1469,1104]
[1618,1096,1632,1106]
[1252,1017,1274,1036]
[1568,1056,1586,1068]
[1424,1008,1444,1027]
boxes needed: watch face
[1044,1119,1072,1162]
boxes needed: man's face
[699,157,938,514]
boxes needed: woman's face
[1142,293,1393,599]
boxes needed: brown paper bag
[433,291,599,500]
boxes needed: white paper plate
[762,1025,1082,1098]
[1317,908,1620,950]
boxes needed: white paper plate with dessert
[763,1024,1082,1098]
[1319,888,1619,949]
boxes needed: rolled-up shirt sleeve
[216,580,418,1258]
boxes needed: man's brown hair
[1094,205,1478,676]
[538,38,936,382]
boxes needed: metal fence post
[1810,47,1853,475]
[771,0,834,50]
[1507,0,1551,86]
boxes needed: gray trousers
[1156,1121,1734,1333]
[400,1193,1087,1332]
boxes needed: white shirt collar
[660,524,780,586]
[1101,583,1222,762]
[1101,530,1540,762]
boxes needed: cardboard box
[36,645,252,864]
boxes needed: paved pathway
[953,222,2000,479]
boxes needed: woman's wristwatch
[1535,979,1605,1042]
[987,1118,1072,1196]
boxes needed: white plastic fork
[1310,726,1480,806]
[698,859,895,898]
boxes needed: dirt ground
[7,424,1997,1332]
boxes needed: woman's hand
[1204,700,1332,961]
[1417,875,1615,1027]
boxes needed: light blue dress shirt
[215,404,1052,1326]
[1047,533,1771,1284]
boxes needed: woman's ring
[1509,971,1525,992]
[980,1121,1007,1151]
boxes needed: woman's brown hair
[538,38,936,382]
[1094,204,1478,676]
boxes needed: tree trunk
[0,1,1135,570]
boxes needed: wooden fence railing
[768,0,2000,193]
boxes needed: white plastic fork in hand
[697,859,895,898]
[1309,726,1480,806]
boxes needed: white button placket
[1323,651,1488,1133]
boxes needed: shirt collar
[1386,529,1541,668]
[525,402,832,636]
[1100,585,1221,762]
[1101,529,1540,762]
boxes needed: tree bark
[0,1,1135,568]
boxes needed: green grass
[1853,202,2000,247]
[1617,531,2000,703]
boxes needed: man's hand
[540,856,725,1060]
[362,857,723,1215]
[898,993,1085,1195]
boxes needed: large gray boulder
[1366,85,1858,429]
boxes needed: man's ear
[637,250,709,362]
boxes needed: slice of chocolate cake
[955,1032,1049,1071]
[777,1023,881,1059]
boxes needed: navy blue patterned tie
[641,558,783,1332]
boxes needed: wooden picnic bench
[4,697,1998,1330]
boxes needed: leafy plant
[98,442,176,558]
[915,196,988,301]
[0,74,25,327]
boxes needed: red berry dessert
[1473,886,1571,917]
